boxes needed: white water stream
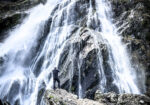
[95,0,141,93]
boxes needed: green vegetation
[48,95,54,99]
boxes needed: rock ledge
[43,89,104,105]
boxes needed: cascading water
[78,53,83,99]
[0,0,146,105]
[94,0,143,93]
[0,0,63,105]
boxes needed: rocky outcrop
[95,90,150,105]
[58,27,109,99]
[43,89,104,105]
[43,89,150,105]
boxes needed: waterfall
[95,0,141,93]
[0,0,145,105]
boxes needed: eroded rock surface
[58,27,109,99]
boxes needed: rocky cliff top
[43,89,104,105]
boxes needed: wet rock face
[1,81,21,105]
[52,0,150,98]
[95,90,150,105]
[57,28,110,99]
[50,0,90,28]
[58,28,99,98]
[42,1,103,98]
[50,0,100,31]
[109,0,150,95]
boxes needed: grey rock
[42,89,104,105]
[58,27,109,99]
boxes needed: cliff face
[58,27,107,99]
